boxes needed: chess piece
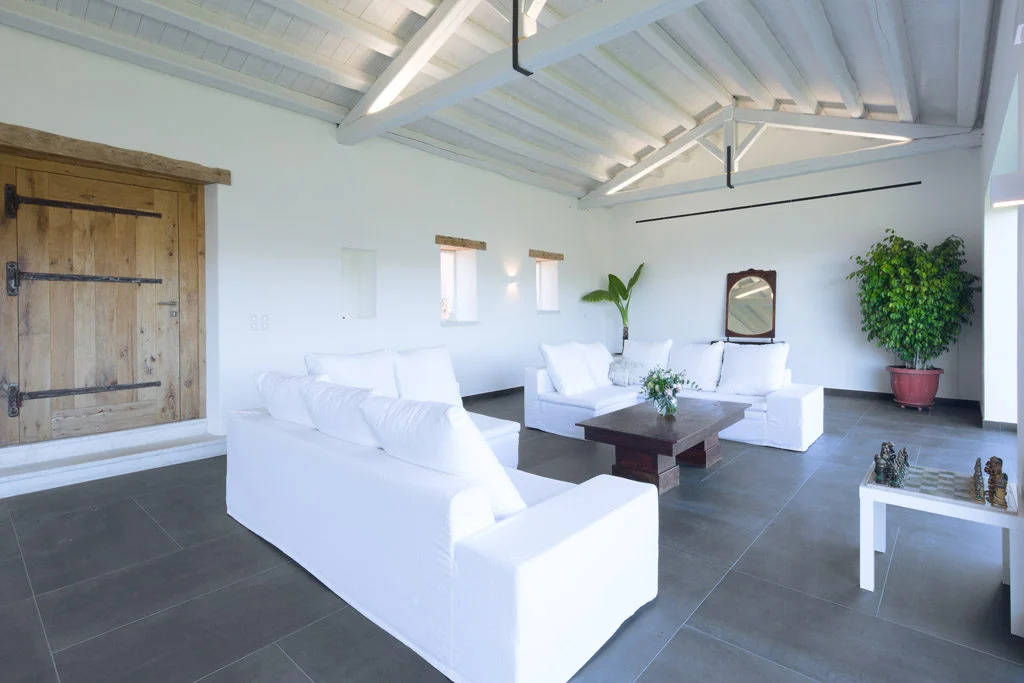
[890,447,909,488]
[874,453,885,484]
[987,472,1009,509]
[973,457,985,503]
[985,456,1003,477]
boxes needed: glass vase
[655,396,677,417]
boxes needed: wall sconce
[991,172,1024,208]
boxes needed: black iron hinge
[6,381,162,417]
[6,261,162,296]
[4,184,162,220]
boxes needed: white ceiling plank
[260,0,402,56]
[866,0,917,122]
[433,108,610,181]
[957,0,992,128]
[385,129,585,197]
[345,0,483,121]
[672,8,775,110]
[733,109,970,141]
[110,0,375,91]
[0,0,348,121]
[390,0,435,17]
[394,0,505,53]
[336,0,705,144]
[636,23,732,106]
[590,112,724,195]
[581,131,982,208]
[724,0,817,114]
[584,50,697,128]
[790,0,863,117]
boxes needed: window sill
[441,320,480,326]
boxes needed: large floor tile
[38,531,285,652]
[657,488,777,567]
[690,571,1024,683]
[16,498,180,594]
[134,480,241,547]
[197,644,312,683]
[0,503,21,562]
[637,626,814,683]
[279,605,448,683]
[0,555,32,609]
[571,546,727,683]
[0,598,58,683]
[54,563,344,683]
[527,444,616,485]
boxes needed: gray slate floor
[2,392,1022,682]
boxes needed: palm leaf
[626,263,645,292]
[581,289,616,303]
[608,275,628,300]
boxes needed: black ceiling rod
[512,0,533,77]
[726,145,734,189]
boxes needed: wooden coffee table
[577,398,750,493]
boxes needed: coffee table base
[677,434,722,468]
[612,435,722,493]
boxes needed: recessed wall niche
[340,248,377,320]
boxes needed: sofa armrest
[525,366,556,397]
[766,384,825,451]
[452,475,658,683]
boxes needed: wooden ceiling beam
[866,0,917,122]
[636,24,732,107]
[584,50,698,128]
[336,0,705,144]
[734,109,969,140]
[956,0,993,128]
[726,0,818,114]
[791,0,863,118]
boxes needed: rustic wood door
[0,164,196,444]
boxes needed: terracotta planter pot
[887,366,944,409]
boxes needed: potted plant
[643,367,695,417]
[848,229,979,409]
[581,264,644,353]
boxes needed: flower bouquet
[643,367,694,417]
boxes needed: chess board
[898,466,980,503]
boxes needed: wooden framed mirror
[726,269,777,339]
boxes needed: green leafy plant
[643,367,696,416]
[848,229,979,370]
[582,263,645,352]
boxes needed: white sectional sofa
[227,406,658,683]
[525,340,824,452]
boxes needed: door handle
[158,301,178,306]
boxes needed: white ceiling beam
[336,0,705,144]
[725,0,817,114]
[346,0,483,120]
[790,0,863,118]
[581,131,982,208]
[698,138,723,162]
[672,8,775,110]
[433,109,611,181]
[735,121,766,167]
[957,0,993,128]
[636,24,732,106]
[590,112,724,195]
[260,0,403,57]
[866,0,917,122]
[733,109,970,141]
[584,51,697,128]
[111,0,374,92]
[0,0,348,122]
[385,129,585,197]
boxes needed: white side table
[859,464,1024,637]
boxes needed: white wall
[594,147,985,400]
[0,26,607,434]
[983,0,1022,183]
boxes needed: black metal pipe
[512,0,533,77]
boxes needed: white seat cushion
[255,372,317,428]
[579,342,613,387]
[677,388,766,412]
[717,342,790,396]
[670,342,725,392]
[505,469,574,507]
[468,412,521,440]
[540,342,596,396]
[360,396,527,520]
[394,347,463,406]
[623,339,673,374]
[302,381,378,447]
[540,385,642,412]
[305,349,399,397]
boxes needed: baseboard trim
[982,420,1018,433]
[823,387,980,410]
[465,386,524,401]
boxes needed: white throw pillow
[255,372,316,428]
[671,342,726,392]
[608,357,647,387]
[540,342,596,396]
[579,342,613,387]
[717,342,790,396]
[360,396,526,520]
[302,381,378,447]
[305,349,399,397]
[623,339,673,375]
[393,347,463,406]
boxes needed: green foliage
[847,228,979,369]
[581,263,645,326]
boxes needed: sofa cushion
[506,469,574,507]
[717,342,790,396]
[608,357,647,387]
[671,342,725,392]
[394,347,463,406]
[255,372,317,428]
[540,342,596,396]
[305,349,399,397]
[541,385,642,412]
[468,412,521,440]
[677,388,766,412]
[579,342,613,387]
[302,381,378,447]
[360,396,527,520]
[623,339,673,375]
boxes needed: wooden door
[0,160,203,446]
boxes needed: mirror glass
[727,276,774,336]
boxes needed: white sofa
[226,409,658,683]
[525,341,824,452]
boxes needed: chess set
[873,442,909,487]
[871,442,1009,509]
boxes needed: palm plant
[581,263,645,352]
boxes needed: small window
[536,259,559,311]
[440,247,479,322]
